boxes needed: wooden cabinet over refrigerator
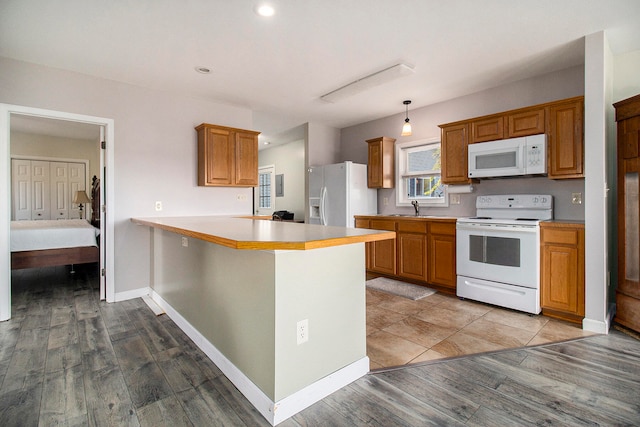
[614,93,640,333]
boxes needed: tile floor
[366,287,595,370]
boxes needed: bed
[10,176,101,270]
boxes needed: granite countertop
[131,216,395,250]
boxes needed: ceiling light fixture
[255,4,275,17]
[320,63,414,103]
[401,100,412,136]
[195,66,212,74]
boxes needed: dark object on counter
[272,211,294,221]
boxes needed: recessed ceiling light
[195,66,212,74]
[255,4,275,17]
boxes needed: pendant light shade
[401,100,412,136]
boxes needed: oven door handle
[456,223,538,233]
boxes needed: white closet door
[31,161,50,220]
[11,159,32,220]
[50,162,69,219]
[68,162,86,219]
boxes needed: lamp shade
[401,121,412,136]
[73,190,91,205]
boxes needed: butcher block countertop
[131,216,395,250]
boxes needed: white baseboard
[114,286,149,302]
[583,316,610,334]
[149,289,369,426]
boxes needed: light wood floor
[2,265,639,426]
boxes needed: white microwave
[468,134,546,178]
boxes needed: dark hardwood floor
[2,265,639,426]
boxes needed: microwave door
[468,140,525,178]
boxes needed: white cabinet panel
[31,161,50,220]
[11,159,87,221]
[11,159,31,220]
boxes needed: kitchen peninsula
[131,216,395,425]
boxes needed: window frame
[255,165,276,215]
[395,137,448,207]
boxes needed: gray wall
[258,139,305,220]
[340,65,586,220]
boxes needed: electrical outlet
[236,194,247,201]
[181,237,188,247]
[383,197,389,206]
[450,194,461,205]
[155,201,162,211]
[571,192,582,205]
[296,319,309,345]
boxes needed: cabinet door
[367,141,383,188]
[199,127,233,186]
[369,219,396,275]
[31,160,50,220]
[428,226,456,290]
[355,218,372,270]
[547,99,584,179]
[68,162,86,219]
[471,116,504,143]
[50,162,69,219]
[397,233,427,281]
[507,108,545,137]
[440,123,471,184]
[366,137,395,189]
[541,227,585,320]
[11,159,31,220]
[235,131,258,186]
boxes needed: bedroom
[9,114,103,286]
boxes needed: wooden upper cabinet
[366,136,396,188]
[440,123,471,185]
[196,123,260,187]
[507,107,545,138]
[235,132,259,186]
[547,98,584,179]
[470,115,504,143]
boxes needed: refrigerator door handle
[320,186,327,225]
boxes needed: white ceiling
[2,0,640,143]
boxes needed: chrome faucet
[411,200,420,216]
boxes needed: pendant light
[401,100,412,136]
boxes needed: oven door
[456,222,539,288]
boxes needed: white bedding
[11,219,100,252]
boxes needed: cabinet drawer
[370,220,396,231]
[429,221,455,235]
[397,221,427,233]
[542,228,579,245]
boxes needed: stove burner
[515,218,538,221]
[470,216,492,219]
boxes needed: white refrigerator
[308,161,377,227]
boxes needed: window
[255,165,275,215]
[259,172,271,209]
[396,138,447,206]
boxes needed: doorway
[0,104,115,321]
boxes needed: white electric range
[456,194,553,314]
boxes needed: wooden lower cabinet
[368,219,396,275]
[540,222,585,323]
[356,216,457,292]
[428,222,456,290]
[397,220,428,281]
